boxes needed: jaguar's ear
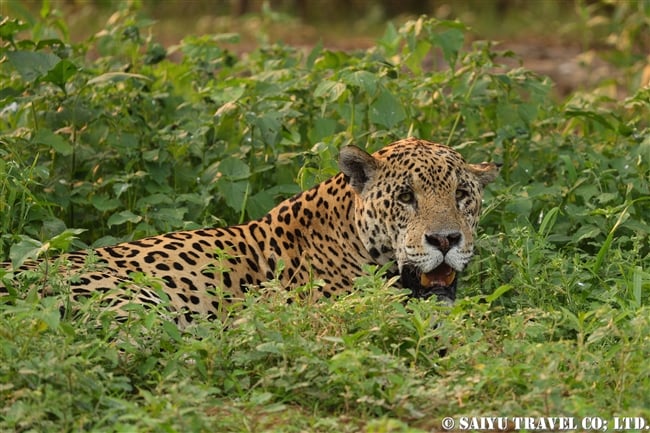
[468,161,501,187]
[339,145,378,193]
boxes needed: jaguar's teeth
[420,264,456,288]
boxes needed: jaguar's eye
[455,189,469,201]
[397,191,415,204]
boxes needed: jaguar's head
[339,138,500,302]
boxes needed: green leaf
[256,341,284,354]
[538,206,560,238]
[32,129,73,156]
[9,236,44,268]
[403,39,431,75]
[596,192,619,204]
[314,50,350,70]
[0,86,21,100]
[309,117,337,143]
[248,190,274,219]
[87,72,152,85]
[0,16,30,41]
[48,229,86,251]
[149,207,187,227]
[255,114,281,146]
[485,284,513,303]
[217,179,249,213]
[565,108,615,131]
[6,50,61,82]
[369,89,406,128]
[43,59,79,90]
[210,84,246,106]
[38,307,61,331]
[162,320,182,342]
[314,81,347,102]
[218,157,250,181]
[341,70,378,95]
[107,210,142,228]
[377,21,400,55]
[113,183,132,198]
[91,195,121,212]
[306,40,323,69]
[430,23,465,69]
[41,218,67,238]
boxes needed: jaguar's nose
[425,231,462,254]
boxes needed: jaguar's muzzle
[400,263,458,303]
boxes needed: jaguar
[1,138,499,326]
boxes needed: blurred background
[6,0,650,97]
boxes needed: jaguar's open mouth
[400,263,458,302]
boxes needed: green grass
[1,2,650,432]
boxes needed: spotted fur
[0,138,499,326]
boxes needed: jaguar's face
[339,139,500,302]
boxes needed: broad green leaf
[341,70,378,95]
[149,207,187,227]
[107,210,142,227]
[255,114,281,146]
[377,21,400,55]
[210,84,246,105]
[6,50,60,82]
[162,320,182,342]
[91,195,121,212]
[217,179,249,213]
[9,236,44,268]
[496,104,523,129]
[369,89,406,129]
[596,192,619,204]
[309,117,337,143]
[32,129,73,156]
[48,229,86,251]
[136,194,174,207]
[403,39,431,75]
[431,25,465,69]
[143,149,160,162]
[314,50,350,70]
[38,307,61,331]
[43,58,79,89]
[574,226,603,242]
[218,157,250,181]
[113,183,132,198]
[110,132,139,150]
[41,218,67,238]
[504,196,533,218]
[314,80,347,102]
[247,190,276,220]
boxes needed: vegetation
[1,2,649,432]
